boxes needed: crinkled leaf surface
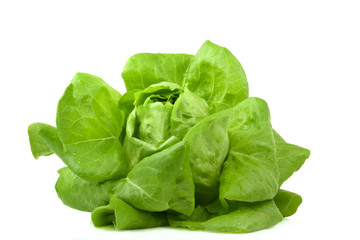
[123,82,181,168]
[274,130,311,186]
[122,53,193,91]
[92,197,168,230]
[113,142,195,216]
[55,167,118,212]
[133,83,181,145]
[135,101,173,146]
[171,87,210,139]
[56,73,126,182]
[273,189,302,217]
[184,40,248,112]
[133,82,181,106]
[183,110,230,205]
[123,109,179,175]
[219,97,279,203]
[28,123,64,159]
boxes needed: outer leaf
[184,40,248,112]
[274,130,311,186]
[166,205,211,230]
[118,90,137,143]
[56,73,126,182]
[168,200,283,233]
[92,197,168,230]
[122,53,193,91]
[183,110,230,205]
[55,167,117,212]
[113,142,195,216]
[273,189,302,217]
[171,87,210,139]
[202,200,283,233]
[219,97,279,203]
[28,123,64,159]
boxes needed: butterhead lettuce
[28,40,310,233]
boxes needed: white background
[1,0,359,239]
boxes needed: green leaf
[204,199,229,215]
[113,142,195,216]
[123,82,181,168]
[123,111,179,175]
[171,87,210,139]
[133,83,180,146]
[274,130,311,186]
[167,205,211,230]
[118,90,138,144]
[92,197,168,230]
[185,40,248,112]
[122,53,193,91]
[28,123,64,160]
[273,189,302,217]
[183,110,230,205]
[55,167,117,212]
[133,82,181,106]
[135,102,173,146]
[168,200,283,233]
[56,73,126,182]
[219,97,279,203]
[202,200,283,233]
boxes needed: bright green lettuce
[28,41,310,233]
